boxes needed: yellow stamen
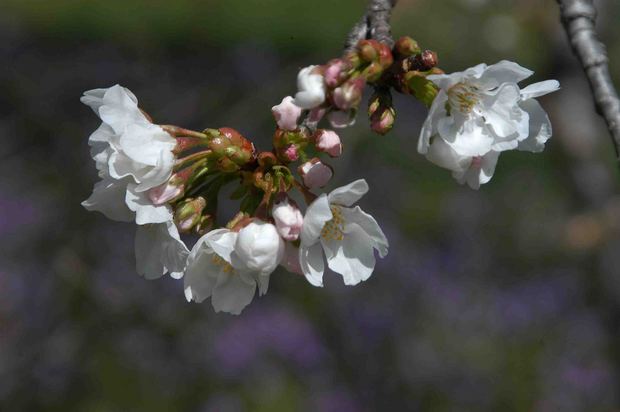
[321,205,345,241]
[211,254,234,273]
[447,82,480,114]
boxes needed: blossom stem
[162,125,208,139]
[557,0,620,163]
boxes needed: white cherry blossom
[293,66,326,109]
[299,179,388,287]
[418,61,559,189]
[82,85,188,278]
[184,229,273,315]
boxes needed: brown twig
[557,0,620,162]
[344,0,398,52]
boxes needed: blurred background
[1,0,620,410]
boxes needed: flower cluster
[82,36,557,314]
[418,61,559,189]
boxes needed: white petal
[82,177,134,222]
[425,137,471,172]
[454,151,500,190]
[125,184,173,225]
[98,86,147,134]
[482,83,528,140]
[442,117,495,157]
[322,225,376,286]
[184,245,218,303]
[327,179,369,207]
[480,60,533,86]
[135,222,188,280]
[118,123,176,167]
[418,90,448,154]
[300,194,332,246]
[517,99,552,153]
[205,229,238,263]
[341,206,389,258]
[520,80,560,100]
[299,243,325,287]
[212,272,256,315]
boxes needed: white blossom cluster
[418,61,559,189]
[82,58,557,314]
[82,85,388,314]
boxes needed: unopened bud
[377,43,394,69]
[174,197,207,233]
[314,129,342,157]
[361,62,384,83]
[394,36,421,57]
[405,72,439,107]
[368,90,396,135]
[324,59,351,88]
[272,96,302,131]
[371,106,396,135]
[333,77,365,110]
[412,50,438,71]
[282,145,299,162]
[271,194,303,241]
[358,40,378,62]
[298,158,333,189]
[148,168,193,205]
[206,127,256,170]
[343,51,362,69]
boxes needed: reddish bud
[358,40,378,62]
[394,36,421,57]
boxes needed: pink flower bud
[148,180,183,205]
[271,96,302,131]
[271,195,303,241]
[370,106,396,135]
[283,145,299,162]
[333,78,365,110]
[314,129,342,157]
[324,59,349,88]
[298,158,333,189]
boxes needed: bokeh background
[2,0,620,410]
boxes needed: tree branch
[557,0,620,161]
[344,0,398,52]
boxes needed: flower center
[211,254,235,273]
[447,82,480,114]
[321,205,345,241]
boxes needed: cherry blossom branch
[344,0,397,52]
[557,0,620,161]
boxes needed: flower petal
[82,177,134,222]
[300,194,332,246]
[299,242,325,287]
[517,99,552,153]
[341,206,389,258]
[125,183,173,225]
[212,272,256,315]
[454,151,500,190]
[480,60,533,86]
[520,80,560,100]
[418,90,448,154]
[322,225,376,286]
[135,222,188,280]
[327,179,369,207]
